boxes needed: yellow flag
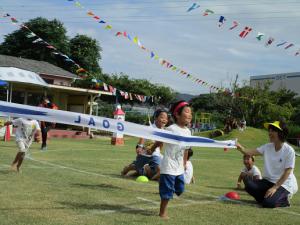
[133,36,138,44]
[105,25,112,30]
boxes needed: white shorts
[16,141,29,153]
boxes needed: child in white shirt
[237,154,262,189]
[5,118,41,172]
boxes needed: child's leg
[159,174,175,219]
[11,152,25,172]
[121,163,136,175]
[174,175,185,196]
[159,199,169,219]
[143,164,153,178]
[16,152,25,171]
[11,142,26,172]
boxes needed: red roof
[113,108,125,115]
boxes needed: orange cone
[4,124,10,141]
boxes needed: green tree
[0,17,70,69]
[69,34,102,75]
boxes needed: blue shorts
[148,155,161,174]
[159,174,185,200]
[134,155,151,175]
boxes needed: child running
[237,155,262,189]
[5,118,41,172]
[121,109,168,178]
[159,101,192,219]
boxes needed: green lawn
[0,128,299,225]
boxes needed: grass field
[0,128,299,225]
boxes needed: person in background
[38,97,58,151]
[236,120,298,208]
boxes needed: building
[250,72,300,96]
[0,54,111,114]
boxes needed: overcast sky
[0,0,300,95]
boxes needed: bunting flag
[0,101,237,148]
[26,32,36,38]
[295,50,300,56]
[187,3,200,12]
[276,41,287,47]
[32,38,43,43]
[63,0,225,92]
[229,21,238,30]
[239,27,252,38]
[3,13,10,17]
[103,83,108,91]
[285,43,294,49]
[203,9,214,16]
[218,16,226,27]
[256,32,265,41]
[11,17,18,23]
[265,37,275,47]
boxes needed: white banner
[0,101,236,148]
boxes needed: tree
[0,17,103,74]
[69,34,102,75]
[0,17,70,69]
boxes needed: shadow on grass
[0,170,11,175]
[72,183,122,190]
[205,185,238,190]
[59,201,156,216]
[0,206,66,211]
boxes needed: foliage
[190,84,298,128]
[0,17,70,70]
[0,17,103,75]
[69,34,102,75]
[102,73,176,106]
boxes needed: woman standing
[237,121,298,208]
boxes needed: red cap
[225,191,240,200]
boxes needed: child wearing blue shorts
[158,101,192,219]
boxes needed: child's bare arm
[237,172,243,189]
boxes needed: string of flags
[186,2,300,57]
[0,12,156,103]
[65,0,223,92]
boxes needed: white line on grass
[136,197,160,205]
[25,158,300,217]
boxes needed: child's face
[155,112,168,129]
[176,106,192,126]
[243,156,254,169]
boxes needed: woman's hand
[264,186,278,198]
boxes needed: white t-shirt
[12,118,40,148]
[160,124,191,176]
[257,143,298,194]
[184,160,193,184]
[241,165,262,179]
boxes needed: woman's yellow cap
[264,121,282,131]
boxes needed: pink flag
[229,21,238,30]
[239,27,252,38]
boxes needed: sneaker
[41,147,47,151]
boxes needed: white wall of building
[250,72,300,96]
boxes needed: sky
[0,0,300,95]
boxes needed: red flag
[285,43,294,49]
[115,32,122,36]
[93,16,100,20]
[239,27,252,38]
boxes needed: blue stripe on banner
[0,105,47,116]
[153,131,215,143]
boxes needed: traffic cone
[4,124,10,142]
